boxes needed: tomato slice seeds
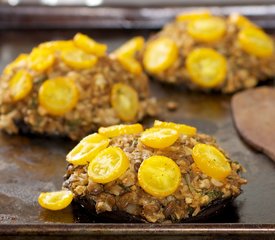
[176,10,212,22]
[153,120,197,136]
[187,17,226,43]
[192,143,231,181]
[61,49,98,70]
[143,37,178,74]
[29,48,55,72]
[111,83,139,122]
[140,127,179,149]
[238,27,274,57]
[186,48,227,88]
[38,190,73,211]
[138,156,181,198]
[99,124,143,138]
[88,147,129,184]
[73,33,107,56]
[112,36,144,58]
[67,133,110,166]
[38,77,79,116]
[9,69,33,102]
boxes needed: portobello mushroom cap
[63,124,247,223]
[141,12,275,93]
[0,37,156,140]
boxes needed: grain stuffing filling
[142,12,275,93]
[62,123,247,223]
[0,34,157,140]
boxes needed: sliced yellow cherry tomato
[140,127,179,149]
[61,49,98,70]
[116,55,142,75]
[9,69,33,102]
[3,54,28,75]
[229,13,259,30]
[238,27,274,57]
[176,10,211,22]
[98,123,143,138]
[38,190,73,211]
[38,77,79,116]
[66,133,110,165]
[88,146,129,184]
[111,83,139,122]
[39,40,75,52]
[192,143,231,181]
[29,48,55,72]
[73,33,107,56]
[138,155,181,198]
[112,36,145,58]
[186,48,227,88]
[153,120,197,136]
[187,17,226,43]
[143,37,178,74]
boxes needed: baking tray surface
[1,2,275,29]
[0,28,275,239]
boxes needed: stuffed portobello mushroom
[0,34,156,140]
[142,11,275,93]
[38,121,247,223]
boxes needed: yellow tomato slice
[39,40,75,52]
[38,190,73,211]
[112,36,145,58]
[186,48,227,88]
[116,55,142,75]
[73,33,107,56]
[140,127,179,149]
[38,77,79,116]
[111,83,139,122]
[9,69,33,102]
[3,54,28,75]
[153,120,197,136]
[98,123,143,138]
[176,10,212,22]
[138,156,181,198]
[66,133,110,166]
[88,146,129,184]
[238,27,274,57]
[143,37,178,74]
[61,49,98,70]
[187,17,226,43]
[229,13,259,29]
[29,48,55,72]
[192,143,231,180]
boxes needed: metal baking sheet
[1,3,275,30]
[0,28,275,239]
